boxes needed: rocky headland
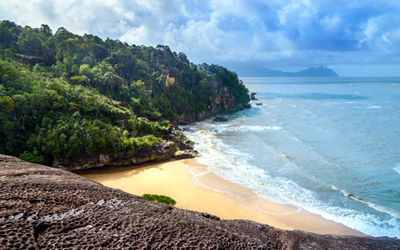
[50,85,250,172]
[52,125,199,172]
[1,154,399,249]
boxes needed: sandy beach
[80,159,366,236]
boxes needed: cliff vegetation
[0,20,249,166]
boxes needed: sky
[1,0,400,77]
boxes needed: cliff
[159,67,250,124]
[1,154,399,249]
[176,86,250,124]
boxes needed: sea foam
[181,77,400,238]
[394,165,400,175]
[183,121,400,237]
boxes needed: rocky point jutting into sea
[0,21,252,174]
[52,124,199,172]
[50,86,249,172]
[1,154,400,249]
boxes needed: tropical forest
[0,20,249,165]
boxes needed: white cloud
[320,14,342,32]
[1,0,400,75]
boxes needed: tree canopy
[0,20,249,164]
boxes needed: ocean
[181,77,400,237]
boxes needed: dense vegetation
[142,194,177,206]
[0,20,249,164]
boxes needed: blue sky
[1,0,399,76]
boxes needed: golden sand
[81,159,365,236]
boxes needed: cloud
[1,0,399,76]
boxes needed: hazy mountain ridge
[262,66,339,77]
[237,65,339,77]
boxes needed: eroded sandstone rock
[1,154,399,249]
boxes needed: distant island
[237,65,339,77]
[261,66,338,77]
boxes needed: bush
[141,194,177,206]
[19,151,44,163]
[159,120,170,128]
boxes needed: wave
[182,122,400,237]
[367,105,382,109]
[394,165,400,175]
[331,185,400,219]
[206,124,282,132]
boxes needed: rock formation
[1,154,399,249]
[52,126,198,172]
[11,53,44,63]
[173,80,250,124]
[213,115,228,122]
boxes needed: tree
[79,64,94,80]
[12,94,28,123]
[39,24,52,37]
[0,96,15,113]
[71,64,79,75]
[0,27,16,50]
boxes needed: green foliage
[19,151,44,163]
[79,64,94,80]
[0,20,249,163]
[142,194,177,206]
[0,96,15,112]
[159,120,170,128]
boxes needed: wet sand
[80,159,366,236]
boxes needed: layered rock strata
[1,154,399,249]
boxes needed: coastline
[80,159,366,236]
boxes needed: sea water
[181,77,400,237]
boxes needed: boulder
[213,115,228,122]
[174,149,199,159]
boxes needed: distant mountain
[261,66,338,77]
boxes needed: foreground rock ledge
[0,155,398,249]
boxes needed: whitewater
[181,77,400,237]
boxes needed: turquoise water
[182,77,400,237]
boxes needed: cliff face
[160,67,250,124]
[1,154,399,250]
[176,85,250,124]
[52,126,198,172]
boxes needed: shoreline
[80,159,366,236]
